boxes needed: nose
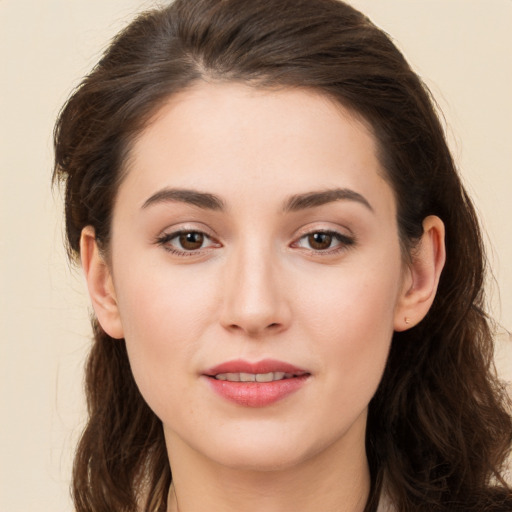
[219,244,291,337]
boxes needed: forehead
[120,82,394,216]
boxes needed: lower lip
[205,375,309,407]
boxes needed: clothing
[375,491,394,512]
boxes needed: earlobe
[80,226,124,339]
[394,215,446,332]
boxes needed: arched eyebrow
[141,188,225,211]
[283,188,374,213]
[141,187,373,213]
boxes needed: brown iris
[308,232,334,250]
[179,232,205,250]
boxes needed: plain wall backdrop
[1,1,511,510]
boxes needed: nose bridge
[220,235,289,335]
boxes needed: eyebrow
[141,188,225,211]
[283,188,374,213]
[141,186,373,213]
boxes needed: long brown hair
[53,1,512,510]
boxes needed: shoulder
[375,489,512,512]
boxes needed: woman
[53,0,512,510]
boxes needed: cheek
[112,262,220,411]
[115,257,219,336]
[295,258,401,393]
[297,257,401,337]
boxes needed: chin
[195,424,339,473]
[212,444,310,473]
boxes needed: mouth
[204,358,310,380]
[213,371,301,382]
[203,359,311,407]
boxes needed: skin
[81,83,445,512]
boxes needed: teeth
[214,372,293,382]
[256,372,274,382]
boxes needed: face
[101,83,410,471]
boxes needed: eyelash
[155,229,355,256]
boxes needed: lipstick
[203,359,310,407]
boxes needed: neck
[165,417,371,512]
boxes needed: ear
[394,215,446,332]
[80,226,124,339]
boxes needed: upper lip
[203,358,309,377]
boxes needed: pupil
[309,233,332,250]
[180,232,204,250]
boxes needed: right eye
[156,230,219,254]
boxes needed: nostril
[225,321,282,335]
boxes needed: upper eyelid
[156,222,217,238]
[293,230,354,245]
[159,229,218,243]
[154,225,218,246]
[292,222,354,239]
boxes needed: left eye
[294,231,353,251]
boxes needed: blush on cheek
[117,289,205,402]
[298,270,396,387]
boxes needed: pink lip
[203,358,310,408]
[204,358,308,376]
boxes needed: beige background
[1,1,511,510]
